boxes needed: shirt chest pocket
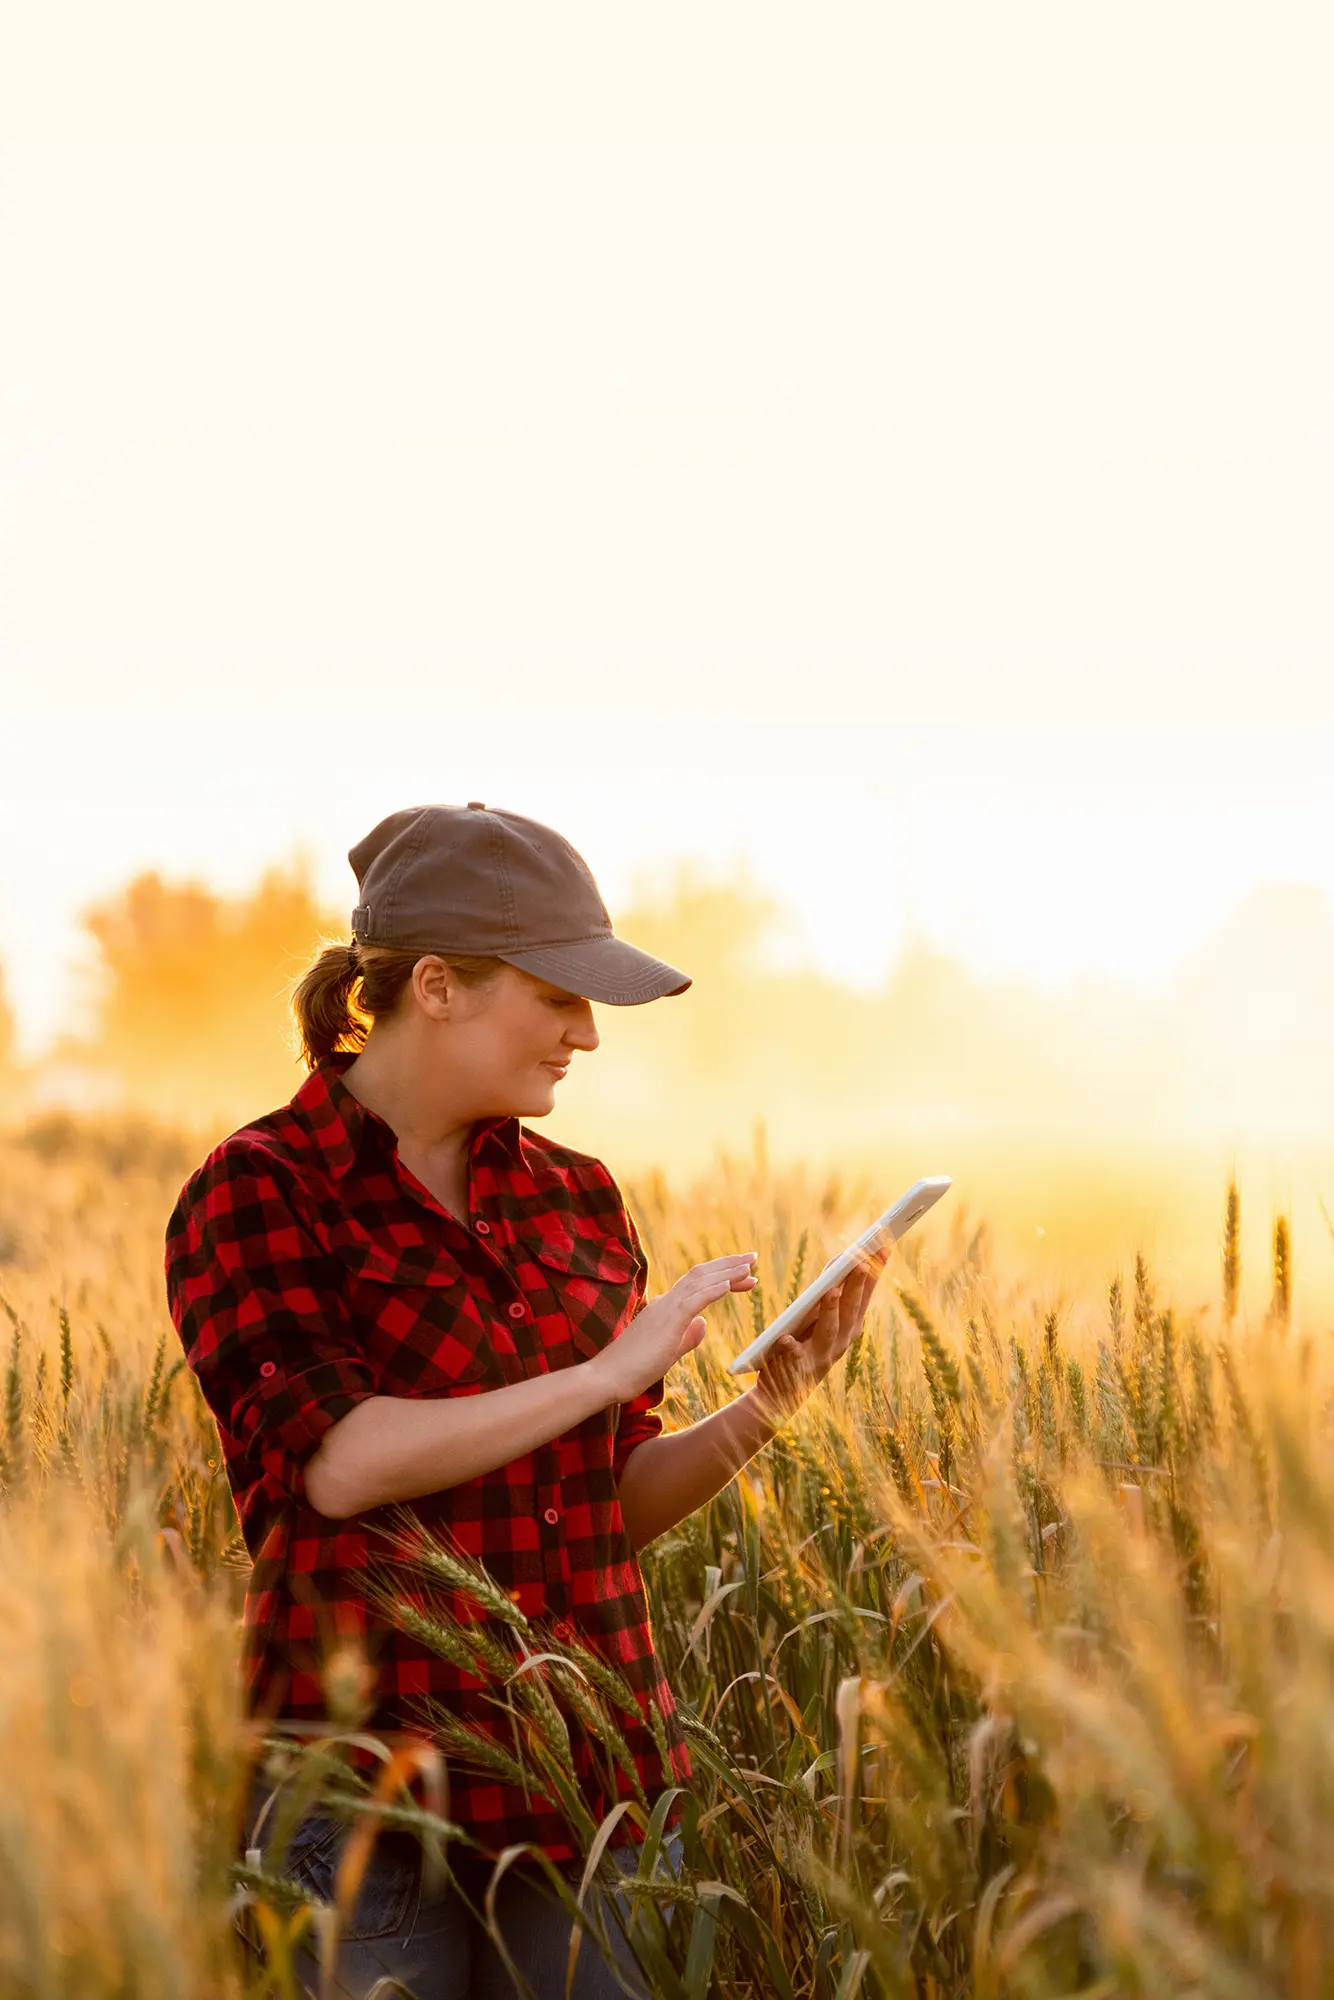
[335,1242,498,1393]
[522,1228,640,1361]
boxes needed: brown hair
[291,942,507,1070]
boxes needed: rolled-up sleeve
[165,1144,381,1500]
[610,1196,665,1482]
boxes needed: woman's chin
[511,1077,560,1117]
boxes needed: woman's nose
[567,1005,599,1051]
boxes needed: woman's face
[413,958,600,1118]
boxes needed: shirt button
[475,1220,491,1236]
[508,1301,527,1320]
[543,1507,559,1526]
[259,1361,276,1378]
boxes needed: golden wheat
[1,1119,1332,1996]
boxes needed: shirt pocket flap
[523,1226,639,1359]
[525,1226,637,1284]
[328,1234,490,1388]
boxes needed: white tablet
[724,1176,952,1376]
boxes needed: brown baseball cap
[348,802,692,1006]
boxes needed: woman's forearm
[304,1363,612,1518]
[615,1388,781,1550]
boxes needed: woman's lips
[542,1061,570,1077]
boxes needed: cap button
[467,800,486,810]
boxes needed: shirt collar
[290,1053,527,1180]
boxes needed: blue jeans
[239,1779,685,2000]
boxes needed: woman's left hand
[748,1248,888,1429]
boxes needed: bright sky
[3,3,1332,1056]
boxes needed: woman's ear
[411,955,454,1019]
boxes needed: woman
[166,801,883,2000]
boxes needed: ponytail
[292,943,370,1069]
[291,941,506,1070]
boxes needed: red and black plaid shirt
[164,1053,690,1860]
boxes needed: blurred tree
[612,860,788,1085]
[79,859,340,1126]
[619,859,783,980]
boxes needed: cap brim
[498,934,691,1005]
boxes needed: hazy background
[2,2,1332,1318]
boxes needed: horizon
[4,762,1334,1063]
[4,857,1330,1326]
[7,851,1334,1094]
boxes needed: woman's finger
[843,1267,875,1325]
[826,1276,870,1356]
[796,1283,842,1342]
[682,1255,756,1291]
[804,1287,845,1365]
[683,1262,757,1305]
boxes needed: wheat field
[0,1114,1330,1999]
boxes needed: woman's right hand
[590,1253,759,1404]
